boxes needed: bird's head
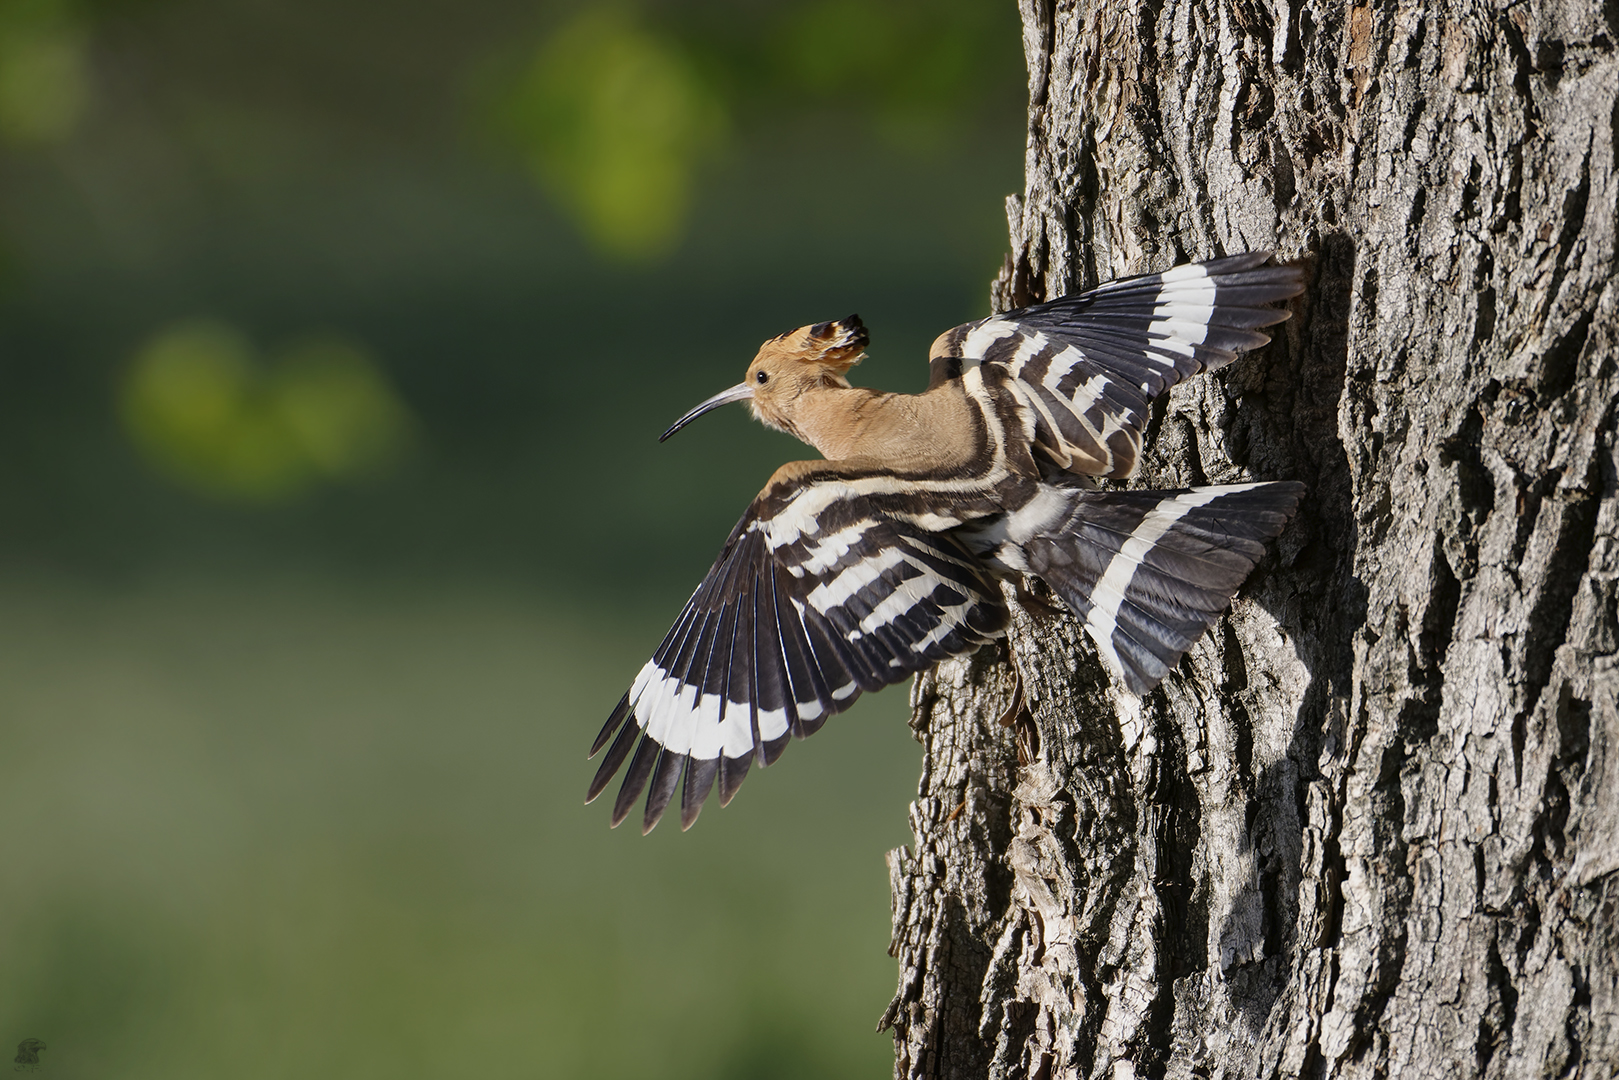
[660,316,867,442]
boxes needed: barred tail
[996,482,1305,695]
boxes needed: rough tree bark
[881,0,1618,1076]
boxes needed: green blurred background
[0,0,1024,1075]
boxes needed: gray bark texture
[880,0,1619,1077]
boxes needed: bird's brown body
[782,385,972,467]
[745,326,995,477]
[592,253,1310,832]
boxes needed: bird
[587,252,1307,834]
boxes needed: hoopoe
[588,252,1307,833]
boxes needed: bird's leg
[1014,709,1040,767]
[998,576,1058,728]
[999,641,1043,765]
[1013,575,1064,619]
[1000,582,1052,763]
[997,659,1024,728]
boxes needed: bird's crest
[763,315,868,375]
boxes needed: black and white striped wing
[1016,482,1305,695]
[586,481,1006,833]
[932,253,1305,479]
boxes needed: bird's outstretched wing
[930,252,1305,479]
[587,473,1007,833]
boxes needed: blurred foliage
[0,0,1023,584]
[773,0,1005,141]
[491,0,1019,260]
[501,8,727,261]
[0,0,89,143]
[0,1,1024,1075]
[122,322,412,502]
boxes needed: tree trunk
[881,0,1619,1076]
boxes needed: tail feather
[1012,482,1304,694]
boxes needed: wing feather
[1016,482,1305,694]
[716,748,750,808]
[934,254,1305,479]
[588,471,1006,829]
[610,733,661,828]
[767,568,825,734]
[587,709,641,804]
[641,747,687,834]
[680,755,719,830]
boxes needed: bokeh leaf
[775,0,994,148]
[503,8,727,261]
[121,321,413,503]
[0,0,89,144]
[274,338,413,480]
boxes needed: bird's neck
[790,383,976,467]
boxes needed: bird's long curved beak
[660,382,754,442]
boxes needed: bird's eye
[755,371,769,385]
